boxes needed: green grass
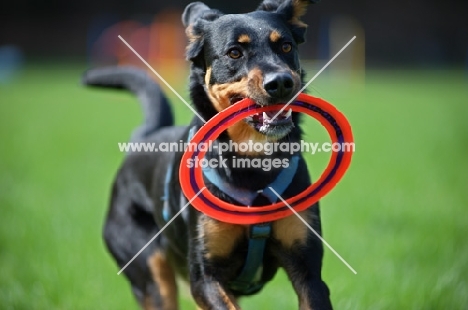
[0,64,467,309]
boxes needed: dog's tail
[82,66,174,141]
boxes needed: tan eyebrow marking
[238,34,251,43]
[269,30,282,42]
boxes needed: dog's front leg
[286,267,332,310]
[274,208,333,310]
[190,276,240,310]
[188,214,242,310]
[282,240,333,310]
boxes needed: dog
[83,0,332,309]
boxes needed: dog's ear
[257,0,319,44]
[182,2,223,62]
[257,0,320,13]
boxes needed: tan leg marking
[299,287,312,310]
[217,283,240,310]
[193,284,239,310]
[200,217,246,259]
[273,211,314,249]
[147,252,178,310]
[143,295,157,310]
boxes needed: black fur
[84,1,332,309]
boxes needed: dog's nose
[263,72,294,99]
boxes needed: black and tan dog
[83,0,332,309]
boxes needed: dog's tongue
[262,108,292,124]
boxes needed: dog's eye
[228,48,242,59]
[281,43,292,53]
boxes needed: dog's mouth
[230,96,294,139]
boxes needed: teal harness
[202,155,299,293]
[163,127,299,294]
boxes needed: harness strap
[203,158,298,294]
[162,126,198,221]
[162,162,173,222]
[228,223,272,294]
[202,155,299,206]
[167,126,300,294]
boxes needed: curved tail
[82,66,174,141]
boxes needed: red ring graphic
[179,93,354,224]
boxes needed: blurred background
[1,0,467,309]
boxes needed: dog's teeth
[262,112,270,120]
[285,108,292,118]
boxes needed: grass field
[1,63,467,309]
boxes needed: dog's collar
[202,156,299,206]
[190,124,299,207]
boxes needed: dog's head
[183,0,318,143]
